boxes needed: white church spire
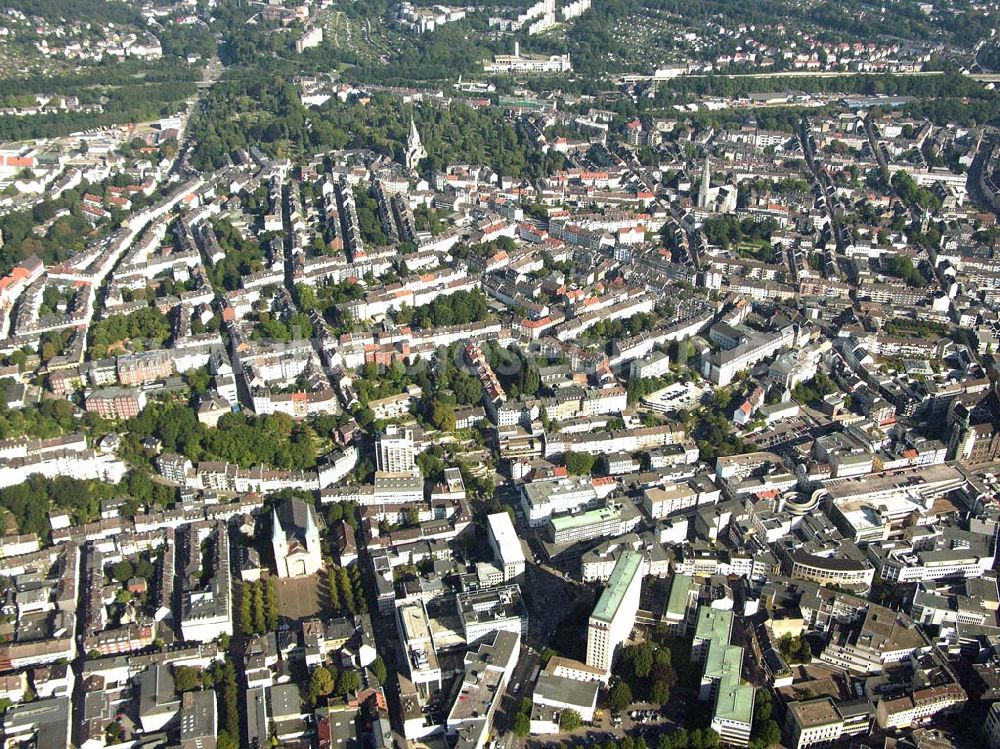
[271,507,284,543]
[698,155,711,208]
[405,115,427,170]
[305,503,318,541]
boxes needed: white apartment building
[180,525,233,643]
[180,578,233,644]
[630,350,671,380]
[318,446,359,490]
[546,423,685,458]
[547,504,630,545]
[397,601,443,696]
[643,483,698,519]
[377,425,416,474]
[545,656,606,683]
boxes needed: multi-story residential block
[784,697,874,749]
[117,350,174,386]
[580,532,671,583]
[444,630,519,749]
[180,524,233,643]
[456,585,528,644]
[85,387,147,419]
[702,326,797,386]
[377,425,416,474]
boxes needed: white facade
[272,500,323,579]
[318,446,359,490]
[585,551,644,676]
[484,43,572,75]
[377,426,416,474]
[180,583,233,643]
[532,672,599,727]
[487,512,525,582]
[521,477,599,527]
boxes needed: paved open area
[274,573,323,622]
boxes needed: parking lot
[521,709,681,749]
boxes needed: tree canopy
[125,401,318,470]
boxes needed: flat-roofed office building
[586,551,644,677]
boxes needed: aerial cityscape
[2,0,1000,748]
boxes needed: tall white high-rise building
[586,551,644,677]
[487,512,525,582]
[377,425,416,474]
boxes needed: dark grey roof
[533,671,599,709]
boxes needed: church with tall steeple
[271,498,322,578]
[697,155,711,208]
[405,116,427,170]
[696,155,737,213]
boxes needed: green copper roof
[694,607,733,643]
[693,606,754,728]
[705,642,743,682]
[714,682,755,725]
[665,573,694,618]
[591,551,643,624]
[549,506,619,532]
